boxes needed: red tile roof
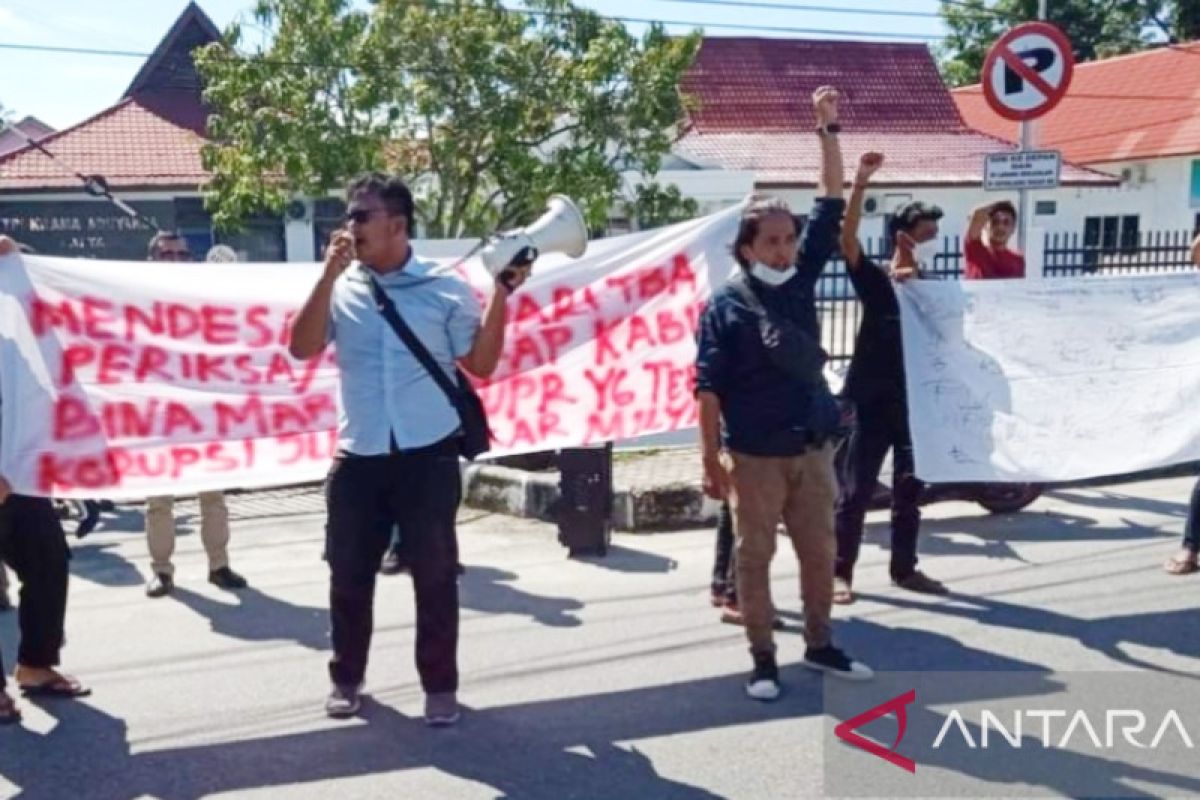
[953,42,1200,164]
[674,131,1117,186]
[0,99,207,191]
[682,38,968,134]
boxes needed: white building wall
[1044,155,1199,235]
[645,154,1198,246]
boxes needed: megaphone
[481,195,588,286]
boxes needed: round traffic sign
[981,22,1075,122]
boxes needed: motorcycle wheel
[977,484,1043,514]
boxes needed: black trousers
[0,495,70,690]
[325,437,462,693]
[835,397,923,582]
[1184,477,1200,553]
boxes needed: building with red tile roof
[653,37,1117,243]
[954,42,1200,241]
[0,3,302,261]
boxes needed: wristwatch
[817,122,842,136]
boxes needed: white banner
[898,272,1200,482]
[0,204,741,499]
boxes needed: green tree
[195,0,700,237]
[624,182,700,230]
[938,0,1200,87]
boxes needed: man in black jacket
[696,87,872,702]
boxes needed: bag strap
[728,272,771,321]
[366,274,463,408]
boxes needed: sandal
[1164,551,1199,576]
[0,692,21,725]
[833,577,855,605]
[18,673,91,698]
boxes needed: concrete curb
[462,463,724,532]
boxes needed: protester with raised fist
[833,153,948,606]
[695,87,872,702]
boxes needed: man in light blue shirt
[290,174,529,726]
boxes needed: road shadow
[7,616,1195,799]
[857,508,1174,567]
[172,585,329,652]
[856,589,1200,674]
[567,543,678,575]
[458,565,584,628]
[68,541,144,588]
[1042,487,1191,519]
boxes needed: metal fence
[817,228,1199,365]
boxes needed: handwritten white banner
[0,205,741,499]
[897,272,1200,482]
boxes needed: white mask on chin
[749,261,797,287]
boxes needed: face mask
[911,238,938,269]
[750,261,797,287]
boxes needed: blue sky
[1,0,952,130]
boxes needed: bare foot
[1164,548,1199,576]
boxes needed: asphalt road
[2,475,1198,799]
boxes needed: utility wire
[651,0,946,19]
[0,118,162,231]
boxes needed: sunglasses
[156,249,193,261]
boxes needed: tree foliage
[938,0,1200,87]
[624,182,700,230]
[195,0,700,236]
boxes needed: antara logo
[834,690,918,773]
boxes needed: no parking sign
[982,22,1075,121]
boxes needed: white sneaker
[745,651,782,701]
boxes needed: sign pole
[1018,0,1048,252]
[1018,121,1033,251]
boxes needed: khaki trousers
[145,492,230,576]
[729,444,837,653]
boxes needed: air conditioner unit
[1119,164,1149,186]
[863,195,881,215]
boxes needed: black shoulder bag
[726,272,828,384]
[367,276,492,460]
[727,273,853,441]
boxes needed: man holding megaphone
[290,173,585,727]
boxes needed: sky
[0,0,953,130]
